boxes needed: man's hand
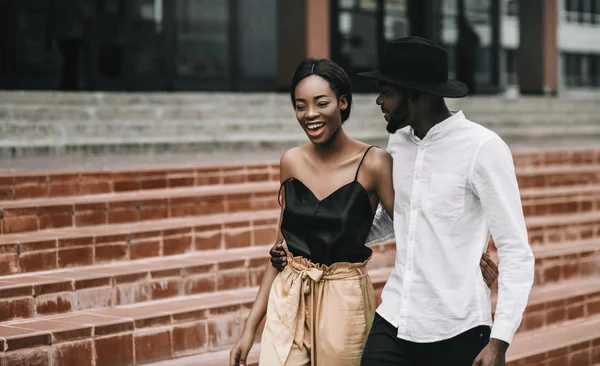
[269,241,287,271]
[480,251,499,288]
[473,339,508,366]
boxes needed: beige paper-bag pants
[259,244,376,365]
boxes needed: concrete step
[1,93,599,159]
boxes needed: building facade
[0,0,598,95]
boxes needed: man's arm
[471,136,534,347]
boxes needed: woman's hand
[480,251,499,288]
[229,330,256,366]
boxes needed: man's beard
[385,99,410,134]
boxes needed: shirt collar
[408,110,465,144]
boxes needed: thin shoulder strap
[277,177,294,206]
[354,146,378,181]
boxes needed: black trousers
[360,313,491,366]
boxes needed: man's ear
[409,90,423,103]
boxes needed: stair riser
[1,185,597,237]
[0,189,279,235]
[517,171,600,189]
[0,312,256,366]
[506,338,600,365]
[0,165,278,201]
[1,242,596,325]
[0,217,280,275]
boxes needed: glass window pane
[238,0,276,81]
[129,0,165,76]
[340,0,356,9]
[384,0,409,40]
[176,0,229,79]
[337,10,378,71]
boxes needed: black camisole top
[279,146,377,266]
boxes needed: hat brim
[357,70,469,98]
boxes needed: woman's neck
[312,126,351,161]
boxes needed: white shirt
[377,111,535,344]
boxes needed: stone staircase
[0,149,598,365]
[1,92,600,162]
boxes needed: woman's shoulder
[360,144,392,175]
[279,145,310,182]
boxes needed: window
[505,48,517,85]
[563,52,600,87]
[505,0,518,16]
[176,0,229,80]
[564,0,600,24]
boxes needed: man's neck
[411,110,453,140]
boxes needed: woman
[229,58,496,366]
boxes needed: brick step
[520,184,600,217]
[526,210,600,245]
[506,314,600,365]
[0,209,281,275]
[0,260,597,365]
[0,245,272,322]
[0,158,596,202]
[483,237,600,288]
[0,181,280,234]
[146,347,261,366]
[0,196,598,277]
[532,238,600,286]
[0,240,396,323]
[2,176,599,236]
[512,276,600,334]
[0,267,392,365]
[516,164,600,189]
[148,276,600,366]
[0,162,278,201]
[179,315,600,366]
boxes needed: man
[270,37,534,365]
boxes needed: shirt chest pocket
[427,173,467,217]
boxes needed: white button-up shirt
[377,110,535,344]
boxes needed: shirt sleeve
[365,203,395,246]
[470,136,535,344]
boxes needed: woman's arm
[372,149,395,218]
[230,151,292,366]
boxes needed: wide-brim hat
[358,36,468,98]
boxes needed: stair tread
[0,181,280,209]
[0,209,280,246]
[516,163,600,174]
[506,314,600,361]
[525,210,600,227]
[145,346,261,366]
[520,183,600,197]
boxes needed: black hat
[358,36,468,98]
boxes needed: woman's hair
[290,58,353,123]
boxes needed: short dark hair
[290,58,353,123]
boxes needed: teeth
[307,123,325,131]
